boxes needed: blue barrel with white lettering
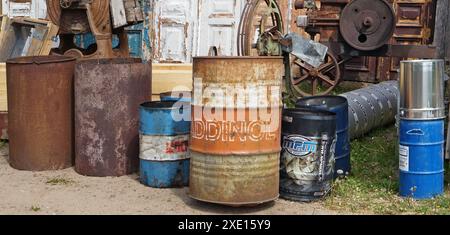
[399,119,444,199]
[399,59,446,199]
[139,101,191,188]
[296,96,350,178]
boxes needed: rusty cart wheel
[289,51,342,97]
[237,0,284,56]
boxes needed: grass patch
[324,126,450,215]
[30,205,41,212]
[46,177,74,186]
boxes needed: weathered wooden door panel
[2,0,46,18]
[344,57,378,82]
[196,0,243,56]
[152,0,196,63]
[384,0,435,80]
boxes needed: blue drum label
[281,134,335,182]
[282,135,318,157]
[399,145,409,171]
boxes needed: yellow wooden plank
[151,63,192,96]
[153,63,193,71]
[0,63,7,111]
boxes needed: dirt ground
[0,144,338,215]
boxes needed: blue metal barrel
[399,59,445,199]
[296,96,350,178]
[399,119,444,199]
[139,101,191,188]
[159,91,191,102]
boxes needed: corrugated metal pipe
[340,80,399,140]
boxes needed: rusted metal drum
[75,58,151,177]
[7,56,76,171]
[189,56,284,206]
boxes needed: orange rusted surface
[189,56,283,206]
[190,56,284,155]
[190,107,281,155]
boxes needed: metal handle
[406,129,424,136]
[208,46,218,56]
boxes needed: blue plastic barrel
[399,119,444,199]
[296,96,350,178]
[139,101,191,188]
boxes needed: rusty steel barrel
[189,56,284,206]
[75,58,151,177]
[7,56,76,171]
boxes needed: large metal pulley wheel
[339,0,396,51]
[47,0,110,34]
[289,52,341,97]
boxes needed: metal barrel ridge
[280,108,337,202]
[7,56,76,171]
[296,96,350,178]
[189,56,284,206]
[74,58,151,177]
[139,101,191,188]
[399,59,445,199]
[340,80,399,139]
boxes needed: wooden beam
[434,0,450,59]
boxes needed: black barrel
[280,108,337,202]
[296,96,350,178]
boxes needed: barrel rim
[76,58,143,65]
[140,101,190,110]
[6,55,76,64]
[283,108,337,121]
[400,59,444,64]
[296,95,348,109]
[159,91,192,99]
[193,56,284,60]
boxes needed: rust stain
[74,58,152,177]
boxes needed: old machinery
[289,0,436,97]
[237,0,284,56]
[239,0,437,98]
[47,0,130,58]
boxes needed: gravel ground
[0,143,338,215]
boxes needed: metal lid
[296,95,348,109]
[193,56,284,60]
[6,55,76,64]
[140,101,190,110]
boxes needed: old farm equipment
[47,0,130,58]
[238,0,437,98]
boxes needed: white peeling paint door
[151,0,197,63]
[2,0,46,18]
[195,0,244,56]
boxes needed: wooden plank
[110,0,128,28]
[0,17,58,61]
[38,20,58,55]
[0,23,18,62]
[151,63,192,96]
[433,0,449,59]
[26,25,47,56]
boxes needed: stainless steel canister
[399,60,445,120]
